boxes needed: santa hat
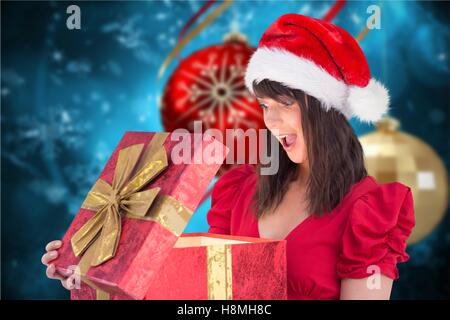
[244,14,390,123]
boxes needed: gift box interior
[144,232,288,300]
[173,234,252,247]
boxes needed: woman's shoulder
[349,176,415,223]
[336,176,416,279]
[207,164,257,235]
[212,164,257,195]
[221,163,257,179]
[344,175,415,238]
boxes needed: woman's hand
[41,240,76,290]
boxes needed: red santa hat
[245,13,390,123]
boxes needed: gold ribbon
[157,0,233,80]
[71,132,193,299]
[207,244,232,300]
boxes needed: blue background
[2,0,449,299]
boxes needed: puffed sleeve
[336,182,416,280]
[206,164,255,235]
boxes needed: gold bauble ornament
[359,116,449,244]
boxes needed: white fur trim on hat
[346,79,390,123]
[245,47,390,123]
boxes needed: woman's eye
[281,101,293,107]
[259,103,268,110]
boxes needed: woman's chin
[284,148,307,164]
[286,153,303,164]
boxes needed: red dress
[206,164,415,300]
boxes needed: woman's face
[257,95,308,164]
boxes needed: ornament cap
[376,116,400,133]
[223,31,248,45]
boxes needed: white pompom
[346,79,390,123]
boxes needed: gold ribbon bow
[71,132,193,269]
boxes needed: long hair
[251,79,368,218]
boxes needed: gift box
[145,233,287,300]
[53,131,228,300]
[72,233,287,300]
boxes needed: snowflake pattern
[3,106,92,163]
[174,51,261,131]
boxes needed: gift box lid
[53,131,229,299]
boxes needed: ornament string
[176,0,217,62]
[322,0,347,22]
[157,0,233,80]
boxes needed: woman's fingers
[41,250,58,266]
[61,274,78,290]
[46,264,65,281]
[43,239,77,290]
[45,240,62,252]
[61,279,71,290]
[58,268,75,277]
[42,240,62,266]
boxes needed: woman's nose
[264,106,283,128]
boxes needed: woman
[42,14,415,299]
[206,14,415,299]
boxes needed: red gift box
[53,131,227,300]
[145,233,287,300]
[72,233,287,300]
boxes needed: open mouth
[278,134,297,149]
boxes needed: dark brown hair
[251,79,367,218]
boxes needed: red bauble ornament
[161,33,265,176]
